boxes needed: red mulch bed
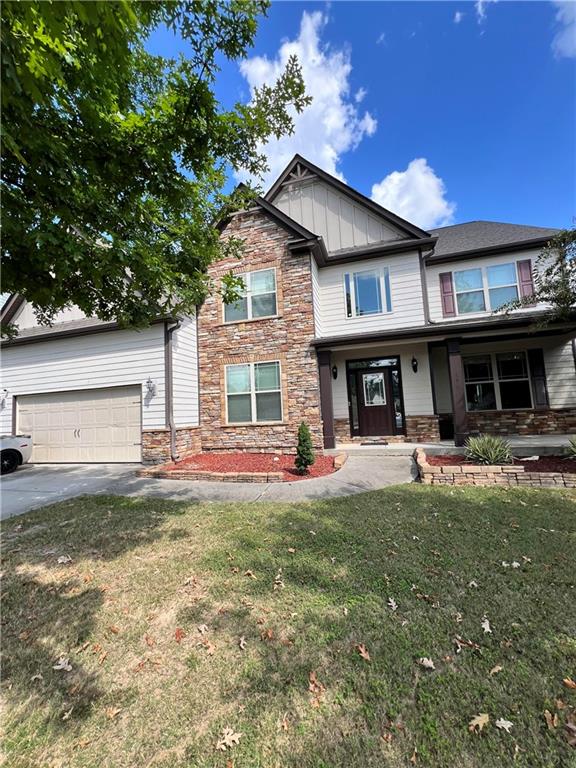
[427,454,576,473]
[163,452,336,481]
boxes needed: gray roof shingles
[429,220,558,259]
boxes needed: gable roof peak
[265,153,431,241]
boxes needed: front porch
[315,326,576,450]
[326,433,574,457]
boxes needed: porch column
[317,350,335,449]
[447,339,467,446]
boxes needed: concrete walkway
[0,456,416,520]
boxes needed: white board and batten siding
[315,252,426,339]
[274,180,404,253]
[330,342,435,419]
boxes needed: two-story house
[2,154,575,464]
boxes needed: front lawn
[2,486,575,767]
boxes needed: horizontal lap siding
[172,317,199,427]
[426,249,546,323]
[310,256,324,338]
[317,252,425,338]
[0,326,166,432]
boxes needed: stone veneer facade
[197,208,324,453]
[142,426,202,464]
[334,415,440,444]
[466,408,576,436]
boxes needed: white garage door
[17,386,142,463]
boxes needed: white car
[1,435,33,475]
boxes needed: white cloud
[454,11,464,24]
[475,0,497,24]
[370,158,456,230]
[355,87,367,103]
[552,1,576,58]
[376,32,386,45]
[236,11,377,189]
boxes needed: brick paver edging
[137,453,347,484]
[414,448,576,488]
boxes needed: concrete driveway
[1,456,416,520]
[0,464,138,520]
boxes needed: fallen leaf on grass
[197,624,209,635]
[62,706,74,721]
[387,597,398,611]
[563,677,576,689]
[216,728,242,751]
[107,625,120,635]
[98,651,108,665]
[144,634,155,647]
[238,636,247,651]
[481,617,492,634]
[489,665,503,676]
[495,718,513,733]
[308,670,325,703]
[260,628,274,642]
[355,643,371,661]
[468,713,489,733]
[287,547,296,554]
[30,673,43,682]
[544,710,558,730]
[454,635,480,654]
[174,628,186,644]
[468,580,479,588]
[274,569,285,590]
[565,718,576,748]
[279,712,290,731]
[57,555,73,564]
[418,657,435,670]
[244,570,257,579]
[53,657,72,672]
[381,732,393,745]
[410,747,418,763]
[105,707,122,720]
[200,639,215,656]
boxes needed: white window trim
[463,351,533,412]
[223,267,278,324]
[454,262,520,317]
[344,267,393,319]
[224,360,283,425]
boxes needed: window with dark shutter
[439,272,456,317]
[517,260,535,305]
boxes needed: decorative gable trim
[265,154,432,241]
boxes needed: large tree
[1,0,310,327]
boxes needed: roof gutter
[164,319,181,463]
[424,236,554,266]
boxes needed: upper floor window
[463,351,532,411]
[454,262,520,315]
[225,361,283,424]
[344,267,392,318]
[224,268,277,323]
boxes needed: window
[225,361,282,423]
[463,351,532,411]
[453,262,521,315]
[344,268,392,318]
[362,372,386,406]
[224,268,277,323]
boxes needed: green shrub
[464,434,513,465]
[566,436,576,459]
[295,422,315,474]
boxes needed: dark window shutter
[517,260,535,305]
[439,272,456,317]
[527,348,549,409]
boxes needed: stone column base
[142,426,202,464]
[405,415,441,443]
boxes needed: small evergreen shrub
[295,422,315,474]
[464,434,513,465]
[566,436,576,459]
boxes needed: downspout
[164,319,181,462]
[419,247,433,325]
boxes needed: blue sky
[147,1,575,231]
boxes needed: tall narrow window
[454,269,486,314]
[463,355,496,410]
[224,268,277,322]
[225,361,283,424]
[344,268,392,318]
[487,264,519,310]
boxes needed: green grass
[1,486,575,767]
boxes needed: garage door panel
[17,386,141,463]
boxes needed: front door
[356,368,395,436]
